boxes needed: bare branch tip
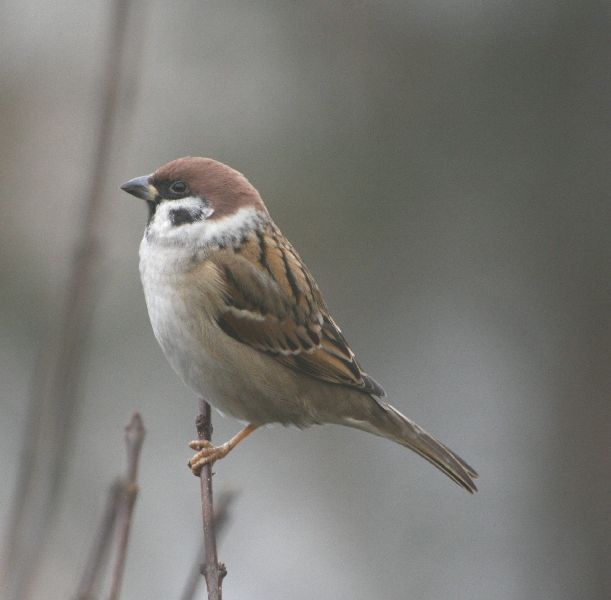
[125,412,146,446]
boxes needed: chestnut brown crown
[151,157,267,220]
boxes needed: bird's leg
[188,424,258,475]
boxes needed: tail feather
[347,402,479,493]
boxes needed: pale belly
[140,251,316,425]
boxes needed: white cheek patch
[194,206,263,247]
[146,200,263,249]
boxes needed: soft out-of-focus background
[1,1,610,598]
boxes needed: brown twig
[179,489,236,600]
[1,0,141,596]
[195,399,226,600]
[73,414,146,600]
[75,479,123,600]
[107,413,146,600]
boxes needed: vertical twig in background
[74,413,145,600]
[195,400,226,600]
[107,413,146,600]
[75,480,123,600]
[0,0,142,597]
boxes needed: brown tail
[347,401,478,493]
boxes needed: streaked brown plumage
[208,228,385,396]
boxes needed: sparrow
[121,157,478,493]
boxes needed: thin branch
[107,413,146,600]
[1,0,142,595]
[196,400,227,600]
[73,414,146,600]
[179,489,236,600]
[75,479,123,600]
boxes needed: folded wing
[206,229,385,397]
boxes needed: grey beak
[120,175,157,202]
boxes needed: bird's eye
[170,181,188,195]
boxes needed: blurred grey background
[1,0,610,598]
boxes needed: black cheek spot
[169,207,203,227]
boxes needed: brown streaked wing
[208,233,385,397]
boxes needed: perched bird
[121,157,478,492]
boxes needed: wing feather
[206,228,385,397]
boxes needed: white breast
[139,235,308,425]
[139,238,220,400]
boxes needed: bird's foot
[187,424,259,476]
[188,440,230,476]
